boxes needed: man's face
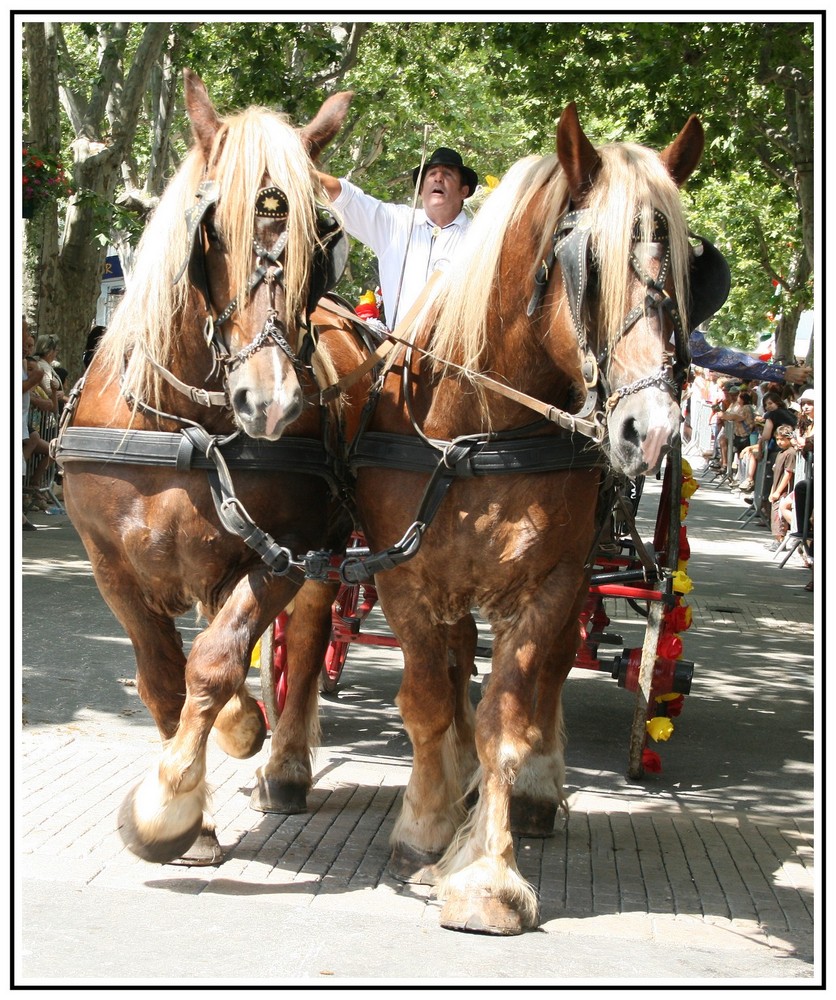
[24,334,35,356]
[420,165,469,224]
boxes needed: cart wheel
[321,583,359,693]
[260,613,289,731]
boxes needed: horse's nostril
[232,388,255,419]
[621,415,642,447]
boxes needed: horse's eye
[204,219,224,249]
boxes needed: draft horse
[350,104,728,933]
[57,71,368,864]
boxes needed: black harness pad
[308,208,348,314]
[689,236,731,329]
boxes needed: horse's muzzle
[607,390,681,477]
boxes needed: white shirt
[333,178,471,328]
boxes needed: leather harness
[53,178,730,584]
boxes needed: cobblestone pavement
[17,461,818,986]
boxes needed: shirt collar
[416,208,468,230]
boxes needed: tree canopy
[20,17,816,380]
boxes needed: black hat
[412,147,478,198]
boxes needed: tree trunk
[774,247,812,365]
[23,21,171,386]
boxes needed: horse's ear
[556,102,601,202]
[299,92,354,161]
[659,115,704,187]
[183,69,222,159]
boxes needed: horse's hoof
[213,698,268,759]
[250,770,308,814]
[166,827,223,867]
[510,795,557,838]
[387,844,442,885]
[117,785,203,864]
[439,893,533,936]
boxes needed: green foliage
[73,188,145,245]
[24,18,816,347]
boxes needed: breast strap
[53,426,339,488]
[339,429,606,583]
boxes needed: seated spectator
[714,383,757,475]
[735,441,759,493]
[708,380,737,470]
[738,389,759,443]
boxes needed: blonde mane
[429,141,692,373]
[97,105,320,405]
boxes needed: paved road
[17,459,818,986]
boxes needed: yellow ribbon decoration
[647,717,675,742]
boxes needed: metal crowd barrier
[684,397,714,459]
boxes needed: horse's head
[555,103,729,477]
[181,70,351,439]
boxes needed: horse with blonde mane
[347,103,728,934]
[56,71,371,864]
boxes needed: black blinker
[689,236,731,329]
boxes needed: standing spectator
[765,425,796,550]
[33,334,67,407]
[793,389,815,453]
[715,385,756,481]
[783,388,815,590]
[22,322,50,529]
[750,390,797,502]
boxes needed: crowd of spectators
[22,320,67,529]
[682,347,814,591]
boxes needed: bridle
[172,180,308,389]
[529,206,692,418]
[62,177,355,583]
[139,177,348,417]
[599,210,691,409]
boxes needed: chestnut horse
[57,71,369,864]
[349,104,726,933]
